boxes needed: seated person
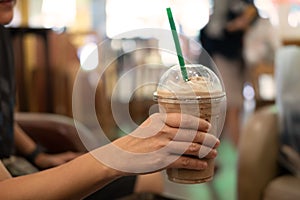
[0,1,220,199]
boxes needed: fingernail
[215,139,220,147]
[206,123,212,132]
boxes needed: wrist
[87,153,124,180]
[24,145,43,165]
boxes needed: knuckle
[162,125,171,132]
[198,146,211,158]
[182,117,192,127]
[196,132,205,142]
[161,126,174,137]
[189,143,199,152]
[155,140,167,149]
[181,157,190,167]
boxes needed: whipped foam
[157,75,224,99]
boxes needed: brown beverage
[154,65,226,184]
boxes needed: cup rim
[153,91,226,103]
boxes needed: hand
[34,151,82,169]
[91,113,220,175]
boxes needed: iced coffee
[154,64,226,184]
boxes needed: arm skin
[0,113,219,200]
[14,123,80,169]
[14,124,36,155]
[0,153,121,200]
[0,162,11,181]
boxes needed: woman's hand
[91,113,220,176]
[0,113,220,200]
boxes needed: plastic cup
[153,64,226,184]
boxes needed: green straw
[166,7,189,82]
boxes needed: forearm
[0,153,122,200]
[14,123,36,155]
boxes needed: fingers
[168,155,208,170]
[167,141,218,159]
[157,113,211,132]
[60,152,81,161]
[163,126,220,148]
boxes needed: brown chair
[15,112,99,154]
[237,106,300,200]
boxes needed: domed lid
[154,64,225,100]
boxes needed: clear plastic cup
[153,64,226,184]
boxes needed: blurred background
[6,0,300,199]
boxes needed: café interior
[4,0,300,199]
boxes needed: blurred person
[199,0,258,146]
[0,0,80,175]
[0,1,220,199]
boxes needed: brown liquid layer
[158,98,223,184]
[167,159,215,184]
[158,100,223,122]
